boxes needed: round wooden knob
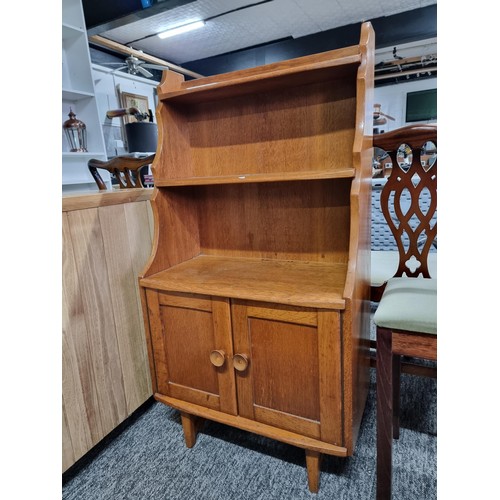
[232,353,249,372]
[209,350,226,367]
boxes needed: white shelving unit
[62,0,110,193]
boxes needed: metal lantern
[63,108,87,152]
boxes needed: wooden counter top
[62,188,154,212]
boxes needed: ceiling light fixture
[157,20,205,39]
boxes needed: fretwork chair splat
[372,125,437,288]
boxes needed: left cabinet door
[145,290,238,415]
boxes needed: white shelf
[62,182,101,195]
[62,88,95,100]
[62,0,110,192]
[62,23,85,39]
[62,152,107,158]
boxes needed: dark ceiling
[83,0,194,34]
[84,0,437,84]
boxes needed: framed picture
[120,91,150,124]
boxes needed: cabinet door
[145,290,237,415]
[232,301,343,446]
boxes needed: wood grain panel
[62,214,95,470]
[156,394,348,457]
[62,328,94,469]
[253,406,320,439]
[63,199,154,472]
[318,310,343,445]
[66,208,128,437]
[145,199,155,243]
[146,289,170,394]
[154,168,355,187]
[157,47,360,104]
[246,304,317,327]
[393,332,437,359]
[161,304,219,396]
[231,303,256,420]
[340,22,374,454]
[140,255,347,309]
[140,187,201,278]
[183,80,356,179]
[62,188,153,212]
[211,298,238,415]
[154,102,193,180]
[168,383,220,409]
[232,302,324,439]
[98,202,152,415]
[140,286,158,395]
[248,317,320,421]
[146,291,239,412]
[162,66,358,103]
[157,291,212,311]
[197,180,351,263]
[124,201,155,395]
[62,404,77,471]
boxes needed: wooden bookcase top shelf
[140,255,348,309]
[153,62,359,182]
[157,48,361,103]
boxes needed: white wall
[373,77,437,133]
[92,64,160,156]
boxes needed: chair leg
[393,354,401,440]
[377,326,393,500]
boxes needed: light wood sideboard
[139,22,374,492]
[62,189,154,472]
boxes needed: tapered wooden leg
[392,354,401,440]
[305,449,321,493]
[377,327,393,500]
[180,412,200,448]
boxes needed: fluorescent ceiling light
[157,21,205,39]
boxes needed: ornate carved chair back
[373,125,437,279]
[88,154,155,190]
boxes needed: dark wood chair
[371,125,437,499]
[88,154,155,190]
[370,124,437,376]
[370,125,437,302]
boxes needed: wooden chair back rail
[88,154,155,190]
[373,125,437,279]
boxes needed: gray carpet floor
[62,365,436,499]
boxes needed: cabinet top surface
[62,188,153,211]
[140,255,347,309]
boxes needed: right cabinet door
[231,300,344,446]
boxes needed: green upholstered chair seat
[371,251,437,287]
[373,277,437,335]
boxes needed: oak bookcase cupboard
[139,22,374,493]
